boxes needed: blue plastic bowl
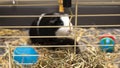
[99,37,115,53]
[13,46,39,65]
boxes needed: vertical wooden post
[5,42,13,68]
[74,0,78,54]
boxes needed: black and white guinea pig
[29,13,80,53]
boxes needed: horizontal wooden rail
[0,26,73,28]
[78,2,120,6]
[0,2,120,6]
[0,25,120,28]
[77,25,120,28]
[0,44,119,48]
[0,0,57,1]
[13,55,41,56]
[0,4,58,6]
[0,14,120,18]
[0,34,120,38]
[0,36,73,38]
[78,14,120,17]
[20,0,56,1]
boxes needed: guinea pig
[29,13,80,53]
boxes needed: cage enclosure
[0,0,120,68]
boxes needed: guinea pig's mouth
[55,28,73,36]
[55,32,71,36]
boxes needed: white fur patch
[55,15,73,36]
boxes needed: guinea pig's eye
[59,22,64,25]
[49,18,58,24]
[49,20,55,24]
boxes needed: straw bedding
[0,28,120,68]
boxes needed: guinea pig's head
[38,13,73,36]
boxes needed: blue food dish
[13,46,39,65]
